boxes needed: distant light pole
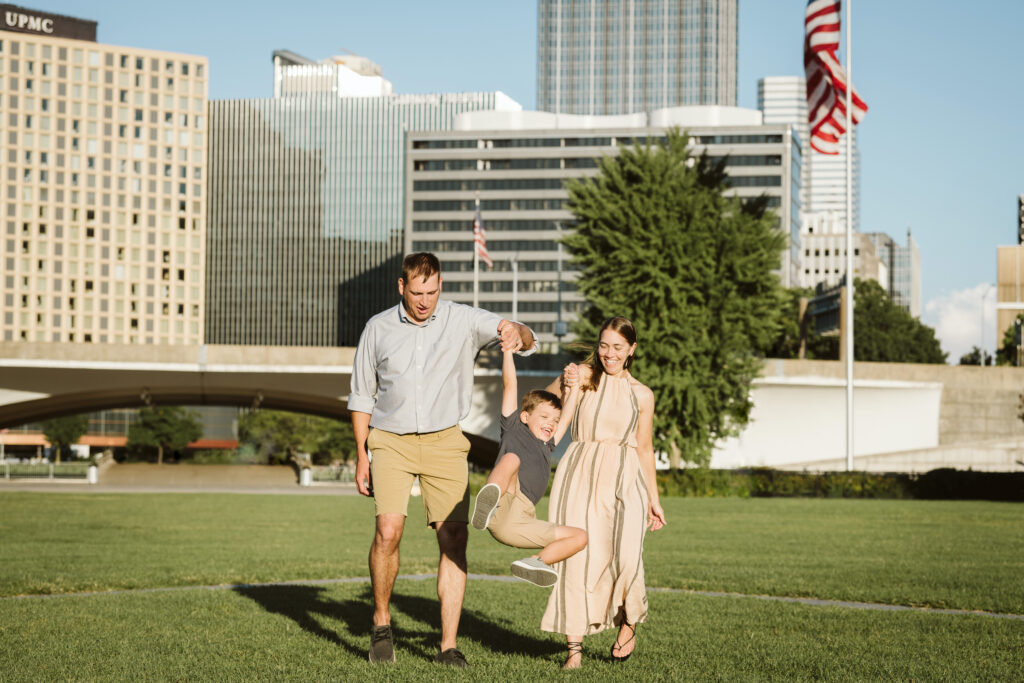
[553,222,567,353]
[981,283,994,364]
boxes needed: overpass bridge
[0,342,557,444]
[2,342,1023,472]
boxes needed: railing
[310,465,355,484]
[2,461,91,480]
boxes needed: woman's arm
[553,383,579,445]
[634,383,666,531]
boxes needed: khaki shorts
[367,425,470,526]
[488,481,558,549]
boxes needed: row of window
[475,300,589,314]
[7,294,201,317]
[413,220,567,233]
[413,240,559,253]
[0,39,205,77]
[2,274,200,301]
[721,175,781,188]
[440,259,581,273]
[413,136,618,150]
[442,280,577,293]
[413,178,566,192]
[412,199,569,212]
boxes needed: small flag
[804,0,868,155]
[473,207,493,267]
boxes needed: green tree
[852,279,946,363]
[563,128,786,468]
[996,314,1024,366]
[766,287,836,360]
[238,410,355,466]
[127,406,202,465]
[40,414,90,464]
[959,346,993,366]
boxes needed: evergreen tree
[238,410,356,466]
[40,414,90,464]
[996,314,1024,366]
[852,279,946,363]
[127,406,202,465]
[958,346,993,366]
[563,128,786,467]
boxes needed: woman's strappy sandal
[562,641,583,669]
[610,622,635,663]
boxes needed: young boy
[471,350,587,587]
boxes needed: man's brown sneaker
[434,647,469,667]
[368,624,395,663]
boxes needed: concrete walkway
[0,463,358,495]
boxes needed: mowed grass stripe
[2,580,1022,681]
[4,571,1024,623]
[1,493,1022,613]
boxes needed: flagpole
[473,195,480,309]
[844,0,855,471]
[510,254,518,321]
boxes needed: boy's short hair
[521,390,561,414]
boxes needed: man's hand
[497,320,524,353]
[355,454,372,497]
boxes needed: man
[348,252,535,667]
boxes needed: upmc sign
[0,5,97,42]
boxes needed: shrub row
[655,467,1024,502]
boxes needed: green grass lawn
[1,493,1022,680]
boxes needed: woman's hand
[563,363,580,388]
[647,500,666,531]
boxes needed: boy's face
[521,402,561,442]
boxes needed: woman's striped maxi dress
[541,371,650,636]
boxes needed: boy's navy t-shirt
[497,411,555,505]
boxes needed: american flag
[804,0,868,155]
[473,206,493,267]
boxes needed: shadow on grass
[233,584,371,658]
[234,583,559,662]
[389,591,559,659]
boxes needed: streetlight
[553,222,567,353]
[981,283,994,365]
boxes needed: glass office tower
[537,0,738,115]
[206,91,520,346]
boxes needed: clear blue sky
[37,1,1024,360]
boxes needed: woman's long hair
[580,316,637,393]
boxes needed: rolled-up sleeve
[347,323,378,414]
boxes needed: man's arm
[352,411,373,497]
[500,349,518,417]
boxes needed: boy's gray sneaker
[368,624,395,663]
[511,557,559,587]
[471,483,501,530]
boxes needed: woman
[540,316,667,669]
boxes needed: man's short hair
[402,252,441,284]
[521,390,562,414]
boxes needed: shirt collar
[397,300,439,326]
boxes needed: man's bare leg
[370,513,406,626]
[435,521,468,651]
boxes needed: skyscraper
[537,0,738,116]
[205,53,521,346]
[866,229,921,317]
[0,7,208,345]
[758,75,860,234]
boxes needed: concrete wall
[711,360,1024,472]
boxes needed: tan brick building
[1,6,207,345]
